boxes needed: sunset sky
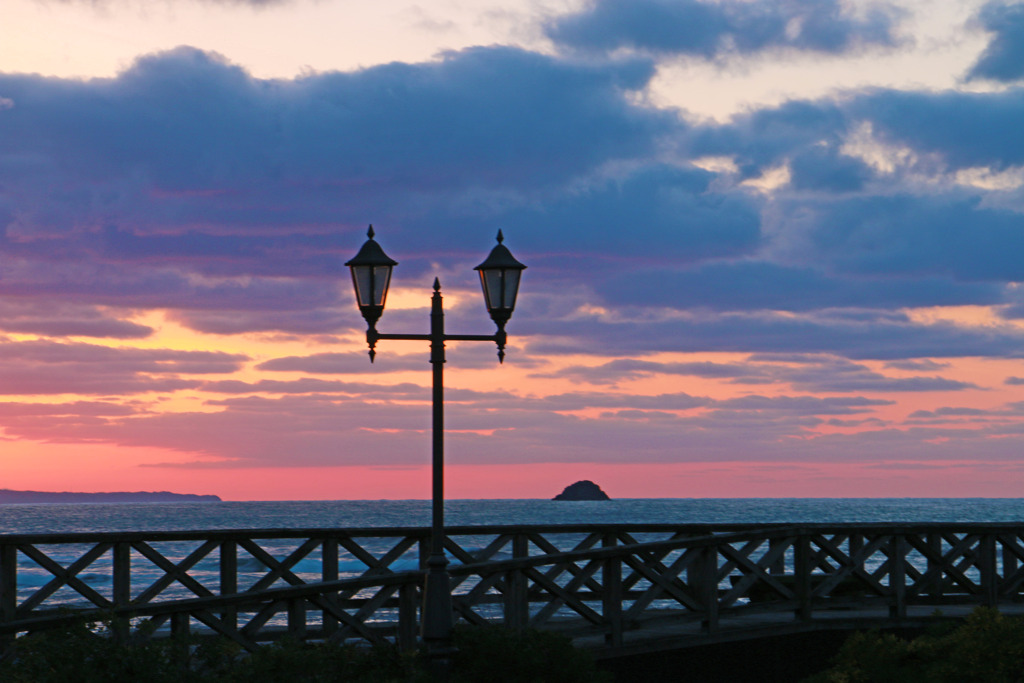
[3,0,1024,500]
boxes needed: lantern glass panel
[372,265,392,306]
[351,265,393,308]
[501,269,520,308]
[352,266,373,308]
[481,269,502,311]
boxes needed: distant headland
[0,489,222,504]
[553,480,610,501]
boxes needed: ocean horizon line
[6,495,1024,505]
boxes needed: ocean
[4,497,1024,535]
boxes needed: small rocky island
[0,489,222,504]
[552,480,610,501]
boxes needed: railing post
[220,540,238,633]
[322,538,338,637]
[419,536,431,571]
[0,543,15,650]
[795,532,811,622]
[1002,534,1018,591]
[112,541,131,642]
[699,544,719,634]
[769,538,786,575]
[171,611,190,641]
[927,532,942,598]
[602,533,623,647]
[981,533,998,607]
[889,534,906,619]
[849,533,863,565]
[504,534,529,631]
[288,597,307,639]
[399,581,419,651]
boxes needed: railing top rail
[0,522,771,544]
[2,521,1024,544]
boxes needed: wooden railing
[3,523,1024,651]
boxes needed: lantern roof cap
[475,230,526,271]
[345,225,398,267]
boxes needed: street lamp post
[345,225,526,657]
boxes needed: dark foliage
[804,607,1024,683]
[0,619,609,683]
[450,625,612,683]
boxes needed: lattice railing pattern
[3,524,1024,651]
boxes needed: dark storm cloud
[966,1,1024,83]
[546,0,902,58]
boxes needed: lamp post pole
[347,227,525,658]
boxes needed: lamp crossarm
[368,331,500,343]
[444,333,504,342]
[371,332,433,342]
[366,328,508,362]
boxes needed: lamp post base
[421,554,454,641]
[422,555,455,676]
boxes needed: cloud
[0,45,668,240]
[0,338,246,395]
[0,379,909,467]
[907,403,1024,420]
[541,354,975,392]
[201,377,433,398]
[545,0,902,58]
[479,163,762,266]
[884,359,950,371]
[256,347,522,374]
[525,310,1024,361]
[850,88,1024,170]
[0,45,687,337]
[32,0,293,6]
[3,45,1020,348]
[0,300,153,338]
[595,261,1004,313]
[714,394,892,414]
[966,1,1024,83]
[772,194,1024,282]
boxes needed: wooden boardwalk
[3,523,1024,654]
